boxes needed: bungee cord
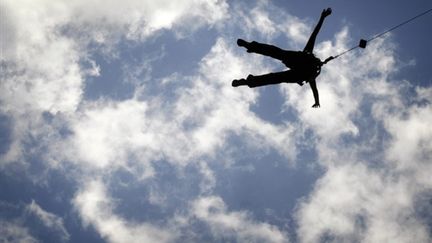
[328,7,432,61]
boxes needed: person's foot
[232,78,247,87]
[322,8,332,17]
[237,39,249,48]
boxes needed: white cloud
[0,220,38,243]
[61,34,299,243]
[415,86,432,102]
[73,179,176,243]
[66,99,154,170]
[66,0,229,41]
[74,181,289,243]
[1,1,83,114]
[296,163,430,242]
[286,24,432,243]
[26,200,70,242]
[192,196,289,243]
[228,1,309,45]
[2,1,432,242]
[0,0,302,169]
[0,0,230,166]
[384,103,432,173]
[197,161,216,193]
[57,37,298,175]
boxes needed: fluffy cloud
[57,37,298,176]
[1,1,432,242]
[74,181,289,243]
[192,196,289,243]
[65,0,229,42]
[384,100,432,173]
[1,1,83,114]
[296,163,430,242]
[61,32,299,242]
[285,25,432,243]
[0,220,38,243]
[73,179,175,243]
[229,0,310,45]
[0,0,229,165]
[26,200,70,242]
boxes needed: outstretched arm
[309,79,320,108]
[303,8,332,54]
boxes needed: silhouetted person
[232,8,334,108]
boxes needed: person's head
[306,53,322,66]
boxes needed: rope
[330,7,432,60]
[367,7,432,42]
[333,45,359,59]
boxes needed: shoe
[237,39,249,48]
[232,79,246,87]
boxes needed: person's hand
[312,103,320,108]
[321,8,332,17]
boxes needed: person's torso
[283,52,321,80]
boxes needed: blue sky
[1,0,432,242]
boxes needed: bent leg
[246,70,302,88]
